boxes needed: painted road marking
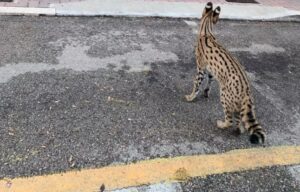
[1,146,300,192]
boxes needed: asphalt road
[0,16,299,191]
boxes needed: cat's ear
[202,2,213,17]
[212,6,221,24]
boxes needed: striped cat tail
[241,98,266,144]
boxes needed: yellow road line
[1,145,300,192]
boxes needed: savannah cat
[185,2,266,144]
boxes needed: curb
[49,0,300,21]
[0,3,300,22]
[0,7,55,16]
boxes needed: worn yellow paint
[1,146,300,192]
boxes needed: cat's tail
[241,97,266,144]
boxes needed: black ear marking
[205,2,213,11]
[215,6,221,12]
[213,6,221,17]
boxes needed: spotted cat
[185,2,266,144]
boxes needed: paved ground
[0,16,299,191]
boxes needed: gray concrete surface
[0,16,299,191]
[1,0,300,21]
[50,0,300,20]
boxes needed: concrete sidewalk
[0,0,300,20]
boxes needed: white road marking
[113,182,182,192]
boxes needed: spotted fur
[185,2,266,144]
